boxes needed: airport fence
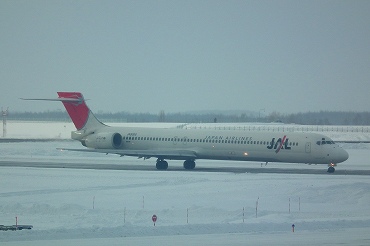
[181,124,370,133]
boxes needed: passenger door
[305,142,311,153]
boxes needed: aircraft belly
[195,149,279,162]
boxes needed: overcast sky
[1,0,369,115]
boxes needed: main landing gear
[155,159,196,170]
[156,159,168,170]
[183,160,196,170]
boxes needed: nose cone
[336,148,349,163]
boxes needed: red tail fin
[21,92,104,131]
[57,92,90,130]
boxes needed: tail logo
[57,92,90,130]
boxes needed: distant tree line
[266,111,370,125]
[7,110,370,125]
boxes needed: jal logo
[267,135,291,153]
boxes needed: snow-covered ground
[1,122,370,245]
[4,121,181,139]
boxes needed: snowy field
[1,122,370,245]
[4,121,183,139]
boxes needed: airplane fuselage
[79,126,348,165]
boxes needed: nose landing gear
[327,163,336,173]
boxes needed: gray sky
[1,0,370,115]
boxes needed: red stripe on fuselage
[275,135,286,153]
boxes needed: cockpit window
[316,138,335,145]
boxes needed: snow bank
[3,121,370,142]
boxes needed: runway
[1,160,369,175]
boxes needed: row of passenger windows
[123,136,299,147]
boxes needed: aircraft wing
[57,148,197,160]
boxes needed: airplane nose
[343,149,349,161]
[338,148,349,163]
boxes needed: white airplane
[23,92,349,173]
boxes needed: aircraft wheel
[156,160,168,170]
[183,160,196,170]
[327,166,335,173]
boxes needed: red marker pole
[152,214,157,226]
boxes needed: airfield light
[2,107,8,138]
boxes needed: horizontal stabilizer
[20,98,83,103]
